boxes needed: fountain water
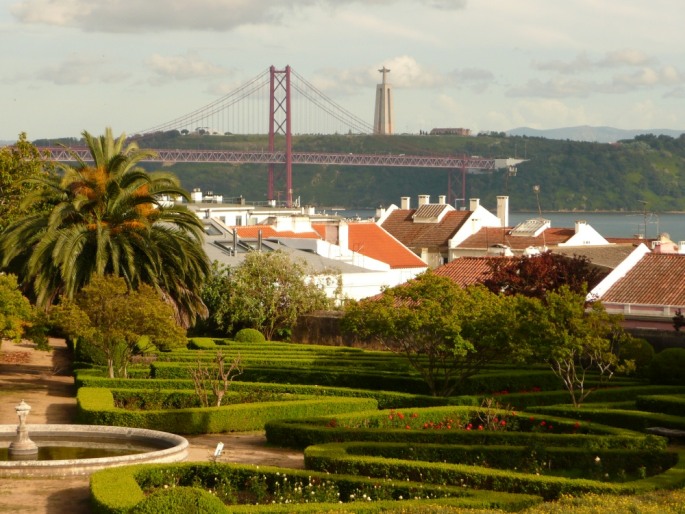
[1,400,188,476]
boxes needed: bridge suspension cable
[138,66,374,137]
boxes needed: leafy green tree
[342,273,522,397]
[202,251,333,341]
[523,286,635,407]
[51,275,186,378]
[0,133,56,232]
[0,128,210,327]
[0,273,43,350]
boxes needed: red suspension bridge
[42,65,524,208]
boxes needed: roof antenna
[533,185,547,250]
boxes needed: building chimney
[191,188,203,203]
[574,220,587,233]
[496,196,509,228]
[438,195,446,205]
[400,196,411,209]
[418,195,430,207]
[469,198,480,211]
[338,220,349,250]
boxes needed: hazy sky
[2,0,684,140]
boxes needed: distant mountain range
[506,125,685,143]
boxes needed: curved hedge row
[73,372,480,410]
[76,387,378,434]
[528,404,685,433]
[303,443,685,501]
[90,462,542,513]
[265,406,661,450]
[635,394,685,417]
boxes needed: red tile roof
[381,209,471,248]
[601,253,685,306]
[458,227,576,250]
[310,222,427,269]
[234,225,320,239]
[432,257,501,287]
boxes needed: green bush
[619,337,654,376]
[187,338,217,350]
[131,486,227,514]
[650,348,685,385]
[73,337,107,365]
[234,328,266,343]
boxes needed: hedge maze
[85,338,685,512]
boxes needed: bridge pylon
[268,65,293,207]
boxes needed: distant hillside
[507,125,685,143]
[34,131,685,213]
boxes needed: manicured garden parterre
[83,337,685,513]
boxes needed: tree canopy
[201,251,334,341]
[51,275,186,378]
[521,286,635,407]
[342,272,523,396]
[0,273,44,349]
[483,251,605,299]
[0,133,56,232]
[0,128,210,327]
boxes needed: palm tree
[0,128,210,327]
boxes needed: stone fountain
[1,400,188,476]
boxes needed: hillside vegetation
[41,131,685,212]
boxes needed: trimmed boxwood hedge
[635,394,685,417]
[528,404,685,433]
[72,371,482,410]
[265,406,660,451]
[76,387,378,434]
[303,443,685,501]
[90,462,542,513]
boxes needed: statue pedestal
[8,400,38,460]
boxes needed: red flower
[405,425,411,430]
[398,412,405,420]
[500,420,507,426]
[540,421,546,426]
[478,425,484,431]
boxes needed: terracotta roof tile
[346,223,428,269]
[432,257,500,287]
[381,209,471,248]
[601,253,685,305]
[234,226,320,239]
[458,227,576,250]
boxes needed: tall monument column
[373,66,393,135]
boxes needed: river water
[333,209,685,242]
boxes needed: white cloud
[146,53,228,83]
[10,0,465,32]
[33,55,129,85]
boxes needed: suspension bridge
[41,65,524,207]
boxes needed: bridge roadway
[40,147,522,171]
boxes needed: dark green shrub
[619,337,654,376]
[73,337,107,366]
[234,328,266,343]
[650,348,685,385]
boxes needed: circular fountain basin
[0,424,188,476]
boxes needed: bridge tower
[268,65,293,207]
[373,66,393,135]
